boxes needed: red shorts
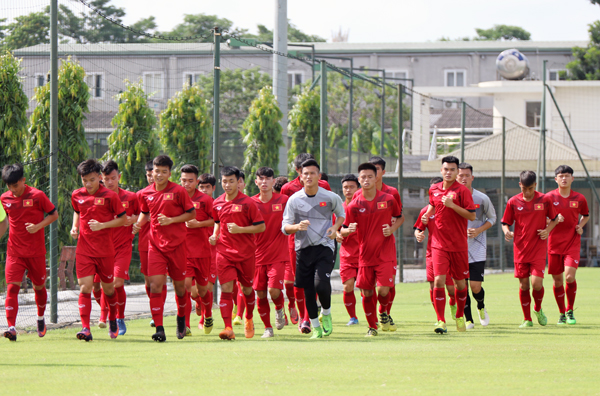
[209,249,217,284]
[356,262,397,290]
[5,255,47,286]
[514,261,546,279]
[139,250,149,276]
[284,260,294,282]
[77,254,115,283]
[186,257,211,287]
[114,243,133,280]
[217,253,255,288]
[340,259,359,284]
[432,248,469,281]
[426,255,454,285]
[288,245,297,276]
[548,253,580,275]
[148,243,187,281]
[253,261,286,291]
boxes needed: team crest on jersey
[570,201,579,208]
[377,201,388,210]
[94,198,105,205]
[474,204,480,209]
[534,203,544,211]
[164,193,174,201]
[193,202,200,209]
[122,201,129,208]
[23,199,33,207]
[232,204,242,212]
[319,202,327,207]
[447,193,456,199]
[272,204,282,211]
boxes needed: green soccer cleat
[466,320,475,330]
[434,320,447,334]
[557,314,567,325]
[450,304,457,321]
[387,315,397,332]
[232,316,243,326]
[519,320,533,328]
[185,327,192,336]
[322,314,333,336]
[379,312,390,331]
[566,310,576,325]
[456,317,467,332]
[310,326,323,339]
[534,309,548,326]
[365,327,378,337]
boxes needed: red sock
[303,303,310,322]
[220,292,234,328]
[5,284,20,327]
[145,285,151,299]
[258,296,271,328]
[294,287,306,319]
[237,288,246,318]
[553,285,566,314]
[273,292,285,311]
[456,287,468,318]
[115,286,126,319]
[566,281,577,311]
[448,292,456,307]
[185,292,192,328]
[433,287,446,322]
[285,283,296,310]
[202,291,213,318]
[175,292,188,318]
[429,288,434,305]
[93,288,102,306]
[232,282,239,301]
[104,290,118,321]
[149,292,164,327]
[362,294,378,328]
[34,287,47,317]
[99,290,108,322]
[243,291,256,320]
[519,288,532,321]
[386,285,395,315]
[377,292,390,314]
[532,287,544,312]
[161,284,167,305]
[343,291,357,319]
[78,292,92,329]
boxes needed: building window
[445,70,466,87]
[35,73,50,87]
[183,72,203,86]
[288,71,303,89]
[548,69,567,81]
[526,101,541,128]
[143,72,163,98]
[385,70,408,81]
[86,73,103,99]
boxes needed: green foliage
[287,88,320,176]
[1,12,49,50]
[565,21,600,80]
[241,87,283,196]
[163,14,247,42]
[0,51,28,165]
[475,25,531,41]
[104,80,160,186]
[253,20,326,42]
[159,84,212,177]
[25,58,91,248]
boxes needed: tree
[163,14,247,42]
[0,51,28,165]
[254,20,326,42]
[25,58,91,248]
[475,25,531,41]
[241,87,283,196]
[565,7,600,80]
[287,88,320,176]
[104,80,161,186]
[1,12,49,50]
[159,84,212,177]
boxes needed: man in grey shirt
[458,163,497,328]
[282,159,345,339]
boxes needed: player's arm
[538,215,559,240]
[282,199,309,235]
[186,218,215,229]
[25,209,58,235]
[501,223,514,241]
[227,221,265,234]
[421,204,435,224]
[383,216,403,237]
[469,197,496,238]
[157,209,195,226]
[125,214,139,227]
[89,212,127,231]
[325,215,345,240]
[70,212,80,239]
[442,195,476,221]
[0,217,7,238]
[576,214,590,235]
[132,212,149,234]
[209,222,220,245]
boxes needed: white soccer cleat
[275,309,286,330]
[466,321,475,330]
[261,327,274,338]
[478,308,490,326]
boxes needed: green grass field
[2,269,599,396]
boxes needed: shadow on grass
[0,363,126,367]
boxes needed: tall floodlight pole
[541,60,547,192]
[213,27,222,196]
[49,0,59,324]
[273,0,288,174]
[320,60,328,172]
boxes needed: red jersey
[501,191,558,263]
[353,183,402,210]
[414,206,437,259]
[212,192,264,262]
[252,193,289,265]
[138,181,195,252]
[136,187,151,252]
[545,189,589,256]
[340,201,359,263]
[186,189,213,259]
[112,188,140,249]
[71,184,125,258]
[428,181,476,252]
[343,190,402,267]
[1,185,56,258]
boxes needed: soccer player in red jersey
[502,171,559,328]
[232,169,248,326]
[336,174,361,326]
[180,165,215,335]
[546,165,589,325]
[251,167,289,338]
[209,166,265,340]
[413,177,457,321]
[70,160,126,341]
[341,163,403,337]
[281,153,331,333]
[133,155,196,342]
[273,175,294,324]
[197,173,217,329]
[1,164,58,341]
[421,156,476,334]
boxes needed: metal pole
[273,0,288,175]
[380,73,386,157]
[460,101,466,163]
[312,46,315,82]
[348,59,354,174]
[500,117,506,272]
[541,60,547,193]
[212,27,222,196]
[397,84,404,282]
[49,0,59,324]
[320,60,327,172]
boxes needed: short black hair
[458,162,473,174]
[1,163,24,185]
[555,165,574,176]
[320,172,328,182]
[256,167,275,178]
[301,159,320,171]
[441,155,460,167]
[430,177,443,186]
[199,173,216,186]
[520,170,536,187]
[358,162,378,175]
[153,155,173,170]
[341,173,359,187]
[273,176,288,193]
[368,156,386,170]
[77,159,102,177]
[221,166,241,179]
[102,160,119,175]
[180,164,199,176]
[145,160,154,172]
[294,153,315,170]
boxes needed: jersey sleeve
[321,180,332,191]
[391,197,402,218]
[413,208,426,231]
[483,195,497,226]
[580,195,590,216]
[180,189,195,213]
[131,194,141,215]
[138,192,149,214]
[247,200,264,225]
[501,200,514,226]
[545,195,558,221]
[110,193,125,217]
[342,203,355,227]
[39,192,56,214]
[461,188,476,212]
[212,202,221,224]
[71,193,80,213]
[331,193,345,220]
[203,197,213,220]
[281,198,295,235]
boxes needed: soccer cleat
[322,314,333,336]
[150,319,155,327]
[244,318,255,338]
[346,317,359,326]
[450,304,457,321]
[557,314,567,325]
[289,307,299,325]
[478,307,490,326]
[379,312,390,331]
[186,327,192,336]
[37,318,47,338]
[284,314,289,326]
[4,327,17,341]
[195,302,202,316]
[387,315,398,332]
[275,309,286,331]
[108,320,119,339]
[318,313,323,324]
[466,321,475,330]
[261,327,274,338]
[434,321,447,334]
[232,316,243,326]
[76,327,93,342]
[98,320,107,329]
[219,327,235,340]
[566,310,576,325]
[176,316,186,339]
[456,317,467,332]
[117,319,126,336]
[309,326,323,339]
[534,309,548,326]
[152,330,166,342]
[365,327,378,337]
[300,321,311,334]
[203,317,214,334]
[198,315,204,330]
[519,320,533,328]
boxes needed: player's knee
[268,288,280,299]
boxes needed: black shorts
[294,245,334,289]
[468,261,485,282]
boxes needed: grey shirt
[468,189,497,263]
[282,187,345,252]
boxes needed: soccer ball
[496,49,530,80]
